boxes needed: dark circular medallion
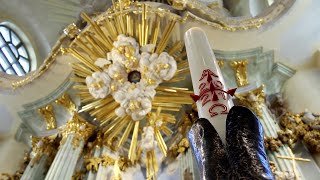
[128,70,141,83]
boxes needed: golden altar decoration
[63,1,193,179]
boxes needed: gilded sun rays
[66,1,192,179]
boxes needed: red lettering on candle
[190,69,237,117]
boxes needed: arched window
[0,25,31,76]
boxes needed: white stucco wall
[1,0,51,66]
[283,68,320,113]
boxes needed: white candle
[184,27,236,143]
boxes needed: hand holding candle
[184,27,236,142]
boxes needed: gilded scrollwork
[168,138,190,158]
[100,154,131,171]
[85,157,102,172]
[171,0,186,10]
[55,93,76,113]
[83,153,132,178]
[38,104,57,130]
[264,136,283,152]
[269,94,320,152]
[230,60,249,87]
[8,0,295,91]
[11,36,66,89]
[30,135,58,166]
[173,0,295,31]
[101,154,115,167]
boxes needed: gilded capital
[38,105,57,130]
[230,60,249,87]
[60,113,95,147]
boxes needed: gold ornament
[235,85,265,118]
[66,1,192,179]
[101,154,115,167]
[60,113,95,148]
[55,93,76,113]
[85,157,102,172]
[278,111,320,152]
[217,59,224,68]
[38,105,57,130]
[112,160,122,180]
[30,135,58,166]
[64,23,81,39]
[264,136,283,152]
[230,60,249,87]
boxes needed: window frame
[0,24,31,76]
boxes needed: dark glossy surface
[189,118,230,180]
[226,106,274,180]
[188,106,274,180]
[128,70,141,83]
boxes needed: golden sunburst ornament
[65,1,192,178]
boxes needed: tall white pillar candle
[184,27,236,142]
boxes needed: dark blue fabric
[188,118,230,180]
[188,106,275,180]
[226,106,274,180]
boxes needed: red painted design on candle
[199,69,218,81]
[208,103,228,117]
[190,69,237,117]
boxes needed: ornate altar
[1,0,320,180]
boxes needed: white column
[179,149,200,180]
[21,155,48,180]
[96,146,118,180]
[260,105,304,177]
[45,134,84,180]
[86,147,103,180]
[236,88,304,178]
